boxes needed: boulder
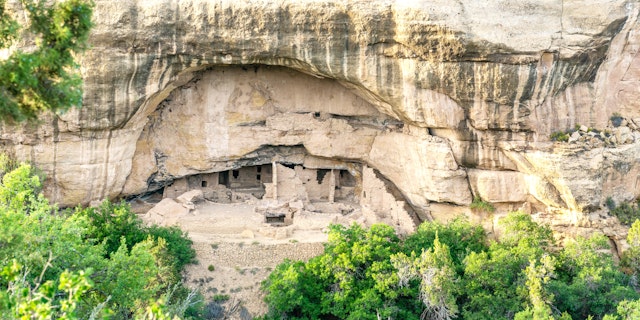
[144,198,189,226]
[176,189,204,207]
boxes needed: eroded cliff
[3,0,640,246]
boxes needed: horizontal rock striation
[2,0,640,244]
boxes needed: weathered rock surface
[145,198,190,226]
[2,0,640,244]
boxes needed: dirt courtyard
[163,201,334,318]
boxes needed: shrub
[147,224,197,273]
[212,294,230,302]
[621,220,640,276]
[204,301,225,319]
[606,197,617,211]
[76,201,196,273]
[611,113,624,127]
[470,196,495,213]
[606,199,640,226]
[551,131,570,142]
[75,201,146,255]
[208,265,215,272]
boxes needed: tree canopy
[0,0,93,122]
[0,155,205,319]
[261,213,640,320]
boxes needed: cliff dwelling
[150,159,418,235]
[4,0,640,316]
[163,164,358,204]
[1,0,635,244]
[130,65,422,236]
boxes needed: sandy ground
[153,202,331,319]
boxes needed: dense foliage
[0,157,201,319]
[0,0,94,122]
[261,213,640,320]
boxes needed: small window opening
[256,174,261,180]
[257,166,262,173]
[201,181,208,188]
[266,215,285,224]
[232,170,239,179]
[316,169,329,184]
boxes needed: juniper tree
[0,0,93,122]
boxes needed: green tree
[0,158,201,319]
[310,224,413,319]
[0,0,94,122]
[261,259,325,319]
[603,299,640,320]
[262,212,640,320]
[0,260,93,320]
[462,211,554,320]
[392,235,459,320]
[515,254,572,320]
[621,219,640,275]
[403,217,487,273]
[551,233,639,319]
[75,200,196,275]
[261,223,423,320]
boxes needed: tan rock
[144,198,190,226]
[0,0,638,244]
[240,229,255,239]
[176,190,204,206]
[468,170,528,203]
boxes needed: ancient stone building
[2,0,640,245]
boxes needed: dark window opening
[257,174,261,180]
[218,171,229,186]
[201,181,208,187]
[316,169,329,184]
[232,170,239,179]
[266,215,285,224]
[339,170,356,187]
[257,166,262,173]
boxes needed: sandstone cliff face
[3,0,640,244]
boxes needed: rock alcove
[126,65,432,233]
[2,0,640,246]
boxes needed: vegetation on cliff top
[260,213,640,320]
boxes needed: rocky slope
[2,0,640,246]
